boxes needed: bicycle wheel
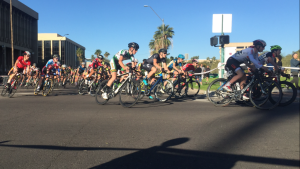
[269,81,297,107]
[42,79,53,97]
[185,80,200,97]
[138,80,147,100]
[206,78,233,107]
[33,81,39,95]
[249,79,282,110]
[119,80,141,107]
[95,80,110,105]
[154,80,174,102]
[78,80,87,95]
[8,81,19,98]
[1,85,8,96]
[173,80,186,99]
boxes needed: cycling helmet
[53,54,59,59]
[134,58,138,63]
[105,62,110,66]
[24,51,31,56]
[62,64,66,68]
[253,39,267,47]
[128,42,139,50]
[32,63,36,67]
[97,55,104,59]
[192,59,198,63]
[143,59,147,63]
[158,48,167,53]
[270,45,282,51]
[81,62,85,65]
[178,54,185,60]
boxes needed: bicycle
[1,73,21,98]
[95,68,141,108]
[78,75,99,96]
[34,75,54,96]
[206,68,282,110]
[172,71,200,98]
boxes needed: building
[0,0,38,74]
[38,33,85,68]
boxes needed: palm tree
[149,24,174,54]
[212,56,216,62]
[76,48,83,65]
[91,55,95,60]
[95,49,102,56]
[104,52,110,58]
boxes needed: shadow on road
[0,138,299,169]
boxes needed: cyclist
[25,63,38,87]
[167,54,185,82]
[102,42,139,99]
[6,51,31,90]
[223,39,269,92]
[182,59,198,73]
[75,62,87,86]
[142,48,169,86]
[259,45,282,72]
[87,55,104,80]
[61,64,68,86]
[36,55,59,92]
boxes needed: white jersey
[113,50,135,61]
[231,47,262,69]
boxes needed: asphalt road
[0,86,299,169]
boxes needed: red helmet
[192,59,198,63]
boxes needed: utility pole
[10,0,14,67]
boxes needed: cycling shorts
[225,57,243,73]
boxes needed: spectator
[290,53,300,89]
[200,64,206,84]
[205,65,210,83]
[194,65,202,85]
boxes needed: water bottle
[236,82,240,91]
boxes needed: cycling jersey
[78,65,86,73]
[167,59,182,70]
[258,52,275,65]
[145,53,166,65]
[230,47,262,69]
[89,59,102,69]
[113,50,135,61]
[182,63,195,72]
[16,56,31,69]
[45,59,56,69]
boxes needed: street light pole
[144,5,164,48]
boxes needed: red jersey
[89,59,102,69]
[16,56,31,69]
[182,63,195,72]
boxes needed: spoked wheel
[42,79,53,97]
[206,78,233,107]
[95,80,110,105]
[173,80,186,99]
[8,81,19,98]
[33,81,39,95]
[249,80,282,110]
[154,80,174,102]
[185,80,200,97]
[78,80,87,95]
[269,81,297,107]
[119,80,141,107]
[1,85,8,97]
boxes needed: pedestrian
[290,53,300,89]
[194,65,202,85]
[200,64,205,85]
[206,65,210,83]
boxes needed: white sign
[185,53,189,60]
[212,14,232,33]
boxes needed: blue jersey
[45,59,56,68]
[78,65,86,72]
[167,59,182,69]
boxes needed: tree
[76,48,83,65]
[212,56,216,62]
[191,56,199,60]
[170,56,174,61]
[104,52,110,58]
[91,55,95,60]
[95,49,102,56]
[149,24,175,55]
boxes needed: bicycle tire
[154,80,174,102]
[1,85,8,96]
[206,78,234,107]
[95,80,110,105]
[173,80,186,99]
[78,80,87,95]
[8,81,19,98]
[269,81,297,107]
[185,80,200,97]
[249,79,282,110]
[119,80,141,107]
[42,79,53,97]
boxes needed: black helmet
[253,39,267,47]
[158,48,167,53]
[128,42,139,50]
[143,59,147,63]
[97,55,104,59]
[105,62,110,66]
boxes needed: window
[61,41,65,64]
[237,46,244,49]
[44,41,51,61]
[52,40,59,56]
[38,41,42,63]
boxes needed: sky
[21,0,299,63]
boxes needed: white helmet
[134,58,138,63]
[62,64,66,68]
[82,62,85,65]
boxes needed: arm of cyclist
[118,55,129,72]
[248,51,269,72]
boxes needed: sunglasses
[164,53,167,54]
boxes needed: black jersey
[145,53,166,65]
